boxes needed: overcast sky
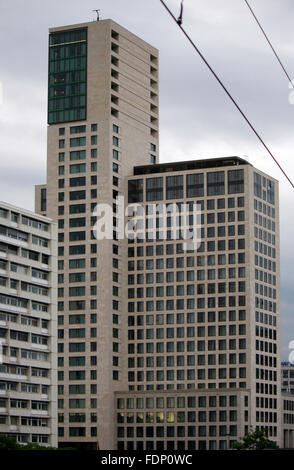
[0,0,293,359]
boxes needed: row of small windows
[129,214,246,237]
[129,240,245,257]
[128,339,247,354]
[59,123,99,135]
[256,326,277,340]
[255,242,276,259]
[128,282,246,298]
[117,395,240,410]
[0,294,48,312]
[129,268,246,285]
[128,310,246,326]
[0,225,48,248]
[0,278,48,297]
[255,283,276,299]
[59,134,119,149]
[255,297,276,313]
[128,197,243,215]
[117,439,236,451]
[255,311,277,326]
[0,211,49,232]
[256,383,277,395]
[128,296,246,312]
[254,256,276,272]
[58,176,99,188]
[129,170,244,202]
[256,340,277,354]
[129,253,246,271]
[256,355,277,367]
[128,353,246,368]
[128,323,246,338]
[58,162,98,175]
[117,412,239,428]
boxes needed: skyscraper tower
[35,19,159,449]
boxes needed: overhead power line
[158,0,294,189]
[244,0,294,89]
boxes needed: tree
[0,435,75,451]
[233,428,279,450]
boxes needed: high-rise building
[115,157,280,450]
[35,19,159,449]
[0,202,57,447]
[35,19,281,450]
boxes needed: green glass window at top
[48,28,87,124]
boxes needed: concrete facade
[35,19,158,449]
[0,201,57,447]
[118,158,280,450]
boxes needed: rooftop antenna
[92,9,101,21]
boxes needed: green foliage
[233,428,279,450]
[0,435,76,451]
[0,435,20,450]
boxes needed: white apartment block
[0,202,57,447]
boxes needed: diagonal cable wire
[159,0,294,188]
[244,0,294,89]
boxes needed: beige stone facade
[118,158,280,450]
[35,19,158,449]
[0,201,57,447]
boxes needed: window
[186,173,204,197]
[70,137,86,147]
[70,150,86,160]
[69,259,86,269]
[166,175,183,199]
[128,179,143,203]
[146,177,163,201]
[70,163,86,174]
[254,173,262,198]
[207,171,225,196]
[70,190,85,200]
[69,245,85,255]
[70,177,86,187]
[267,179,275,204]
[69,204,85,214]
[70,125,86,134]
[228,169,244,194]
